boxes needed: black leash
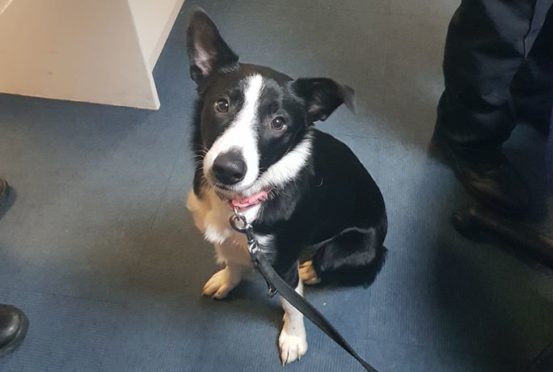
[229,212,378,372]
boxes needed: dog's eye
[215,98,229,113]
[271,116,286,131]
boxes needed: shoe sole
[0,311,29,358]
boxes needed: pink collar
[230,189,270,211]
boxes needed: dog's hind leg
[300,227,386,286]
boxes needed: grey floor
[1,1,553,371]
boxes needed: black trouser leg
[512,7,553,135]
[545,107,553,185]
[436,0,553,147]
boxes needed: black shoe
[0,304,28,357]
[0,178,8,203]
[431,131,530,214]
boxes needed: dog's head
[187,11,354,198]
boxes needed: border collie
[186,11,387,365]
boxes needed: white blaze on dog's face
[187,11,354,198]
[202,74,264,193]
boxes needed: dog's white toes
[279,328,308,365]
[202,267,240,299]
[299,261,321,286]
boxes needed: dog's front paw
[202,267,240,299]
[299,260,321,285]
[279,327,308,365]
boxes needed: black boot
[0,304,28,357]
[431,131,530,214]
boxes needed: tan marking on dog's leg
[299,260,321,285]
[202,262,243,299]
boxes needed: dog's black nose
[212,151,247,185]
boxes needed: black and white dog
[186,11,387,365]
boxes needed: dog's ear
[187,10,239,85]
[291,78,355,123]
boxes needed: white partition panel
[0,0,185,110]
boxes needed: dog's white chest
[187,189,261,265]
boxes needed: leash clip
[229,210,277,297]
[229,212,256,248]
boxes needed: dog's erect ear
[291,78,355,123]
[187,10,239,84]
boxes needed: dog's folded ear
[187,10,239,85]
[291,78,355,123]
